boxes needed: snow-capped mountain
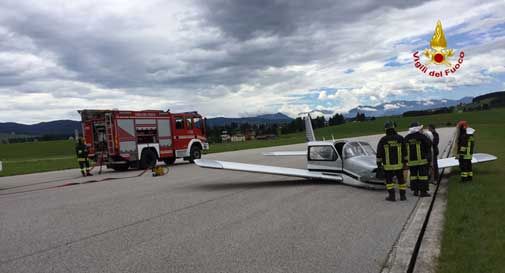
[343,97,473,117]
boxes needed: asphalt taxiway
[0,128,453,273]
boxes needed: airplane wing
[194,159,342,182]
[437,153,497,169]
[263,151,307,156]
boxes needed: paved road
[0,128,453,273]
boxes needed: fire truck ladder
[104,113,115,156]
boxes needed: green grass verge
[316,107,505,140]
[0,140,78,177]
[1,158,78,177]
[1,108,504,177]
[207,133,305,153]
[437,116,505,273]
[0,140,75,160]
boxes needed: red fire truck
[78,109,209,171]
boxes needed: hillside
[0,120,81,136]
[195,112,293,128]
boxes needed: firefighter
[376,121,408,201]
[76,138,92,177]
[405,122,432,197]
[428,124,440,181]
[458,126,475,182]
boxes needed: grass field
[210,108,505,154]
[0,140,76,176]
[0,108,504,177]
[437,110,505,273]
[207,133,305,153]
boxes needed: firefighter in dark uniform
[376,121,408,201]
[405,122,432,197]
[76,138,92,177]
[428,124,440,181]
[458,127,475,182]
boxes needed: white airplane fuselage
[305,140,385,189]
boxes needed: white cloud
[383,103,401,110]
[318,90,327,100]
[278,104,312,118]
[0,0,504,123]
[358,107,377,112]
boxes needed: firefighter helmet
[410,121,421,128]
[457,120,468,129]
[384,121,396,130]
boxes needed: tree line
[206,112,367,143]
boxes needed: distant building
[244,130,256,140]
[231,134,246,142]
[221,133,231,142]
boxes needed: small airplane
[195,115,497,189]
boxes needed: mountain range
[204,113,293,128]
[0,97,476,137]
[0,120,82,136]
[343,97,473,118]
[0,113,294,137]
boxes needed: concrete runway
[0,128,453,273]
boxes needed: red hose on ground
[0,169,149,196]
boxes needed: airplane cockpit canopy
[343,141,376,158]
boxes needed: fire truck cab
[78,109,209,171]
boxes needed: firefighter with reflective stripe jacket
[428,124,440,181]
[405,122,432,197]
[458,126,475,182]
[76,138,92,177]
[377,121,408,202]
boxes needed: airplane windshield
[359,142,376,156]
[343,142,376,158]
[344,142,366,158]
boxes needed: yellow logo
[424,20,454,66]
[413,20,465,77]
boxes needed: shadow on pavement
[191,179,339,191]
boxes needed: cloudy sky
[0,0,504,124]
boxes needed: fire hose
[0,168,150,197]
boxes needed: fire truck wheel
[164,157,176,165]
[140,149,158,169]
[189,145,202,163]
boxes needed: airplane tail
[304,113,316,142]
[263,112,315,157]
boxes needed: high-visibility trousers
[458,158,473,179]
[409,164,429,192]
[384,169,407,191]
[78,158,91,173]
